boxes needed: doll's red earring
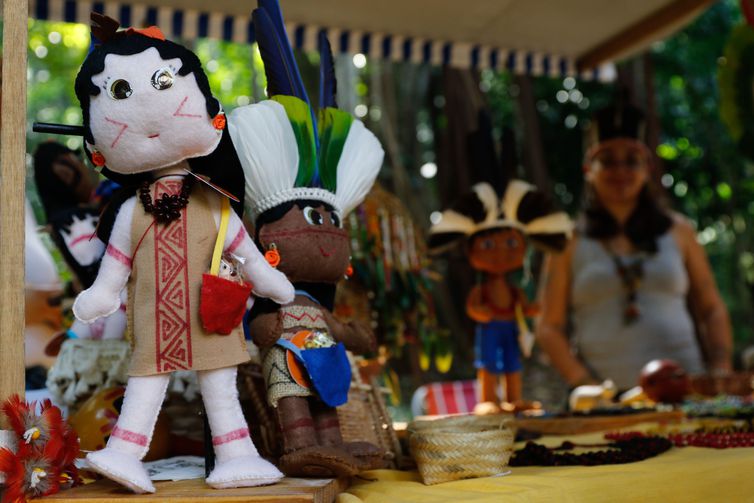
[345,259,354,279]
[91,149,106,167]
[212,113,226,131]
[265,243,281,268]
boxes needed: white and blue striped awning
[28,0,617,81]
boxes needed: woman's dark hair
[33,141,82,218]
[582,183,672,253]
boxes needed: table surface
[338,422,754,503]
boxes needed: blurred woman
[536,103,733,391]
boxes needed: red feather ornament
[0,395,81,502]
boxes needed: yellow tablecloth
[339,426,754,503]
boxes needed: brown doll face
[257,203,350,284]
[468,228,526,274]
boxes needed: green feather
[271,95,317,186]
[317,107,354,192]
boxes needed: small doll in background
[68,14,294,493]
[430,181,572,413]
[231,0,385,477]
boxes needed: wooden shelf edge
[40,476,350,503]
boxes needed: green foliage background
[21,0,754,360]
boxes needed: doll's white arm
[73,197,136,323]
[225,211,294,305]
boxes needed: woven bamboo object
[409,414,515,485]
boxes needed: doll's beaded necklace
[139,176,194,224]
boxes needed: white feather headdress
[228,99,384,222]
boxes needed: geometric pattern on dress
[153,179,192,372]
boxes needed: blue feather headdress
[229,0,384,222]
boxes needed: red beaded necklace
[606,426,754,449]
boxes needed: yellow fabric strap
[514,302,528,334]
[210,197,231,276]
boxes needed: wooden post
[0,0,29,422]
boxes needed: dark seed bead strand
[509,436,672,466]
[139,177,193,224]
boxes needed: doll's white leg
[86,374,170,494]
[199,366,283,489]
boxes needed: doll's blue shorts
[474,320,522,374]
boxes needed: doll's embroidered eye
[151,68,174,90]
[109,79,133,100]
[303,206,324,225]
[330,212,342,228]
[481,239,494,250]
[506,237,519,248]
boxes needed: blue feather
[256,0,308,102]
[254,0,321,184]
[318,31,338,109]
[252,8,298,98]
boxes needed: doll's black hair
[75,33,245,243]
[48,207,102,288]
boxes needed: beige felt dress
[127,179,249,376]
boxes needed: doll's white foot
[206,455,283,489]
[86,448,155,494]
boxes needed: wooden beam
[0,0,29,422]
[577,0,717,72]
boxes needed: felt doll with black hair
[430,181,572,413]
[229,0,385,477]
[69,14,294,493]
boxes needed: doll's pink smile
[319,246,333,257]
[69,233,97,247]
[148,133,160,138]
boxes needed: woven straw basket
[409,414,515,485]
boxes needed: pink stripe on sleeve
[226,226,247,254]
[106,244,132,267]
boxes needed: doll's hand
[342,321,377,355]
[327,315,376,355]
[248,311,283,348]
[246,260,295,305]
[467,305,494,324]
[72,287,121,324]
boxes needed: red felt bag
[199,198,253,335]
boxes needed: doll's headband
[91,12,165,45]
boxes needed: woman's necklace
[604,243,646,325]
[139,176,194,224]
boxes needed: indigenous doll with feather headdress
[230,1,385,477]
[69,14,294,493]
[430,181,572,413]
